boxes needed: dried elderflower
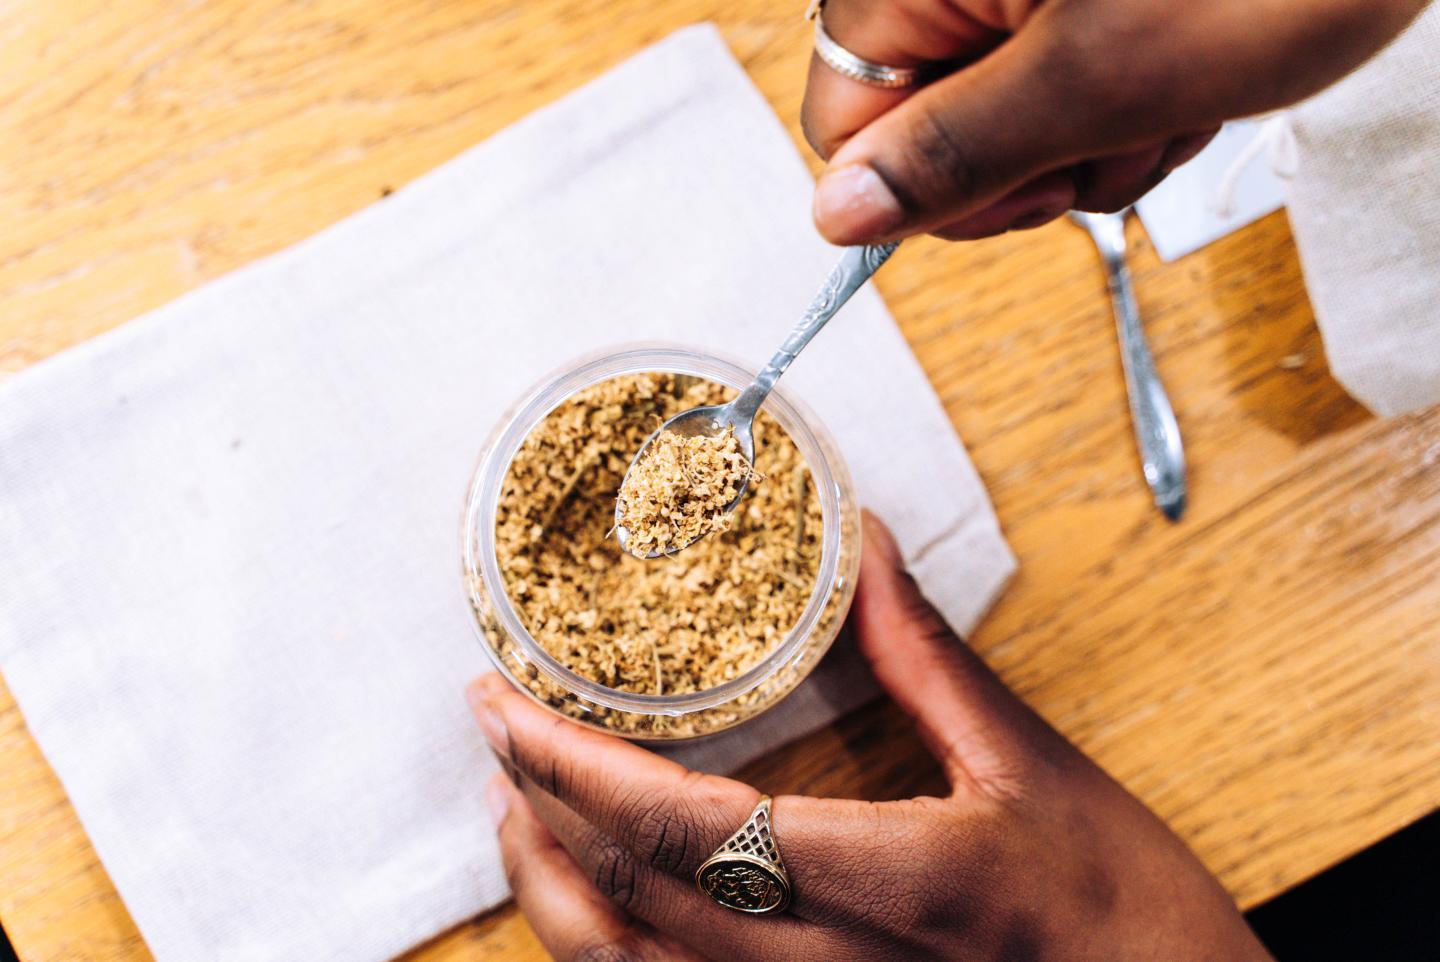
[493,373,823,701]
[616,428,753,558]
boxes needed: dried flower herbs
[493,373,820,697]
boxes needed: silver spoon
[615,242,899,558]
[1069,209,1187,520]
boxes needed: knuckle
[591,837,644,912]
[612,782,711,875]
[639,804,693,875]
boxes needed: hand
[469,513,1273,961]
[803,0,1427,243]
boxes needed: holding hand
[471,514,1272,961]
[803,0,1427,243]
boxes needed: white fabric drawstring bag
[1283,4,1440,417]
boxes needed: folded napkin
[1285,4,1440,417]
[0,25,1014,962]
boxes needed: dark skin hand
[471,514,1274,961]
[803,0,1428,243]
[472,6,1431,955]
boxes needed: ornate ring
[811,10,923,90]
[695,796,792,914]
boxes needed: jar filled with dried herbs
[463,346,859,740]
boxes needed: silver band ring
[695,796,792,914]
[812,11,923,89]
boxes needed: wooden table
[2,1,1437,958]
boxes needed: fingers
[810,14,1105,244]
[799,0,1001,161]
[488,773,706,962]
[500,738,963,955]
[817,0,1000,66]
[802,54,911,161]
[511,776,719,923]
[898,130,1214,242]
[810,0,1425,244]
[510,767,825,957]
[1072,143,1168,213]
[514,757,915,929]
[470,677,932,944]
[471,675,759,880]
[854,512,1078,797]
[929,126,1218,238]
[929,170,1075,241]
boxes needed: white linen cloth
[0,25,1014,962]
[1283,3,1440,417]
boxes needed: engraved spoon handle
[730,242,899,423]
[1074,211,1187,520]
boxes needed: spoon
[615,241,899,558]
[1069,209,1187,520]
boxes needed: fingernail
[485,772,511,826]
[466,683,509,758]
[814,165,905,242]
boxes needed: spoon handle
[731,242,899,422]
[1079,213,1187,520]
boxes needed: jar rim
[461,343,851,717]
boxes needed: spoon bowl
[614,242,897,558]
[613,403,756,559]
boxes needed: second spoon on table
[1070,209,1187,520]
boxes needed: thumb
[811,15,1135,245]
[855,511,1075,796]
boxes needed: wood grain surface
[2,1,1437,959]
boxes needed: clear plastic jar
[461,344,860,741]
